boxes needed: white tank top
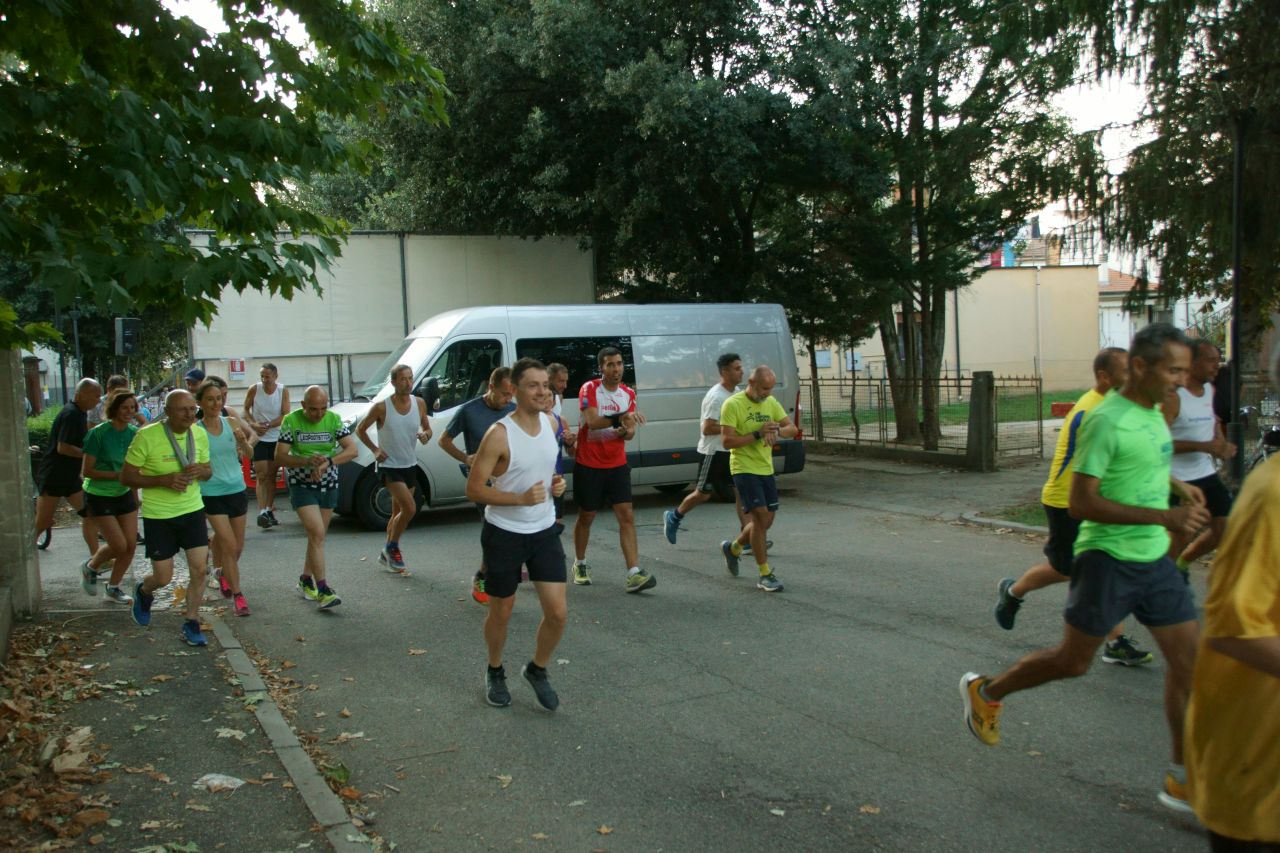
[1169,383,1217,481]
[251,382,283,442]
[379,396,420,469]
[484,413,559,534]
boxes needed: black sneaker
[522,663,559,711]
[268,510,280,527]
[485,666,511,707]
[257,511,271,529]
[1102,635,1154,666]
[994,577,1022,630]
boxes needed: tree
[0,0,447,351]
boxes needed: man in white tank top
[466,358,568,711]
[356,364,432,574]
[242,363,290,528]
[1163,341,1237,575]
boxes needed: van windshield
[354,337,442,401]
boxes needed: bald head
[302,385,329,421]
[73,378,103,412]
[746,365,776,402]
[164,389,198,432]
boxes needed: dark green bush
[26,409,55,451]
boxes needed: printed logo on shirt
[296,431,334,443]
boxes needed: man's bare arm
[465,426,546,506]
[1208,636,1280,679]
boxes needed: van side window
[515,337,635,397]
[426,338,504,410]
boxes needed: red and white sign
[229,358,246,379]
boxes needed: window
[814,348,832,369]
[515,337,635,397]
[424,338,503,411]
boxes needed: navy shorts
[144,510,209,561]
[203,490,248,519]
[252,441,277,463]
[1169,473,1234,518]
[1041,505,1081,576]
[1064,550,1197,637]
[479,521,567,599]
[733,473,779,512]
[85,492,138,518]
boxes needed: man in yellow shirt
[993,347,1152,665]
[1184,345,1280,849]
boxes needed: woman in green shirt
[80,390,141,604]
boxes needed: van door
[419,335,507,502]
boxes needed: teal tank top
[198,418,246,497]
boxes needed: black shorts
[252,441,277,463]
[38,466,83,498]
[1041,505,1081,576]
[733,473,779,512]
[203,490,248,519]
[480,521,567,598]
[573,463,631,512]
[1169,473,1234,518]
[695,451,731,494]
[1064,550,1197,637]
[143,510,209,561]
[380,466,418,488]
[85,492,138,518]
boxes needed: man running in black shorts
[34,378,102,554]
[466,358,569,710]
[243,363,288,528]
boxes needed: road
[38,456,1207,852]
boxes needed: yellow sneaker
[1157,773,1193,813]
[960,672,1002,746]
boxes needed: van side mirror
[416,377,442,413]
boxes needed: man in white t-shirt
[664,353,748,544]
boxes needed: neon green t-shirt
[1071,393,1172,562]
[82,421,139,497]
[720,391,787,476]
[124,422,210,519]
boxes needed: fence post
[810,376,825,441]
[966,371,997,472]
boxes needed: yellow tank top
[1040,389,1106,508]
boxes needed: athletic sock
[672,509,684,520]
[475,570,485,580]
[1175,556,1190,572]
[488,664,504,676]
[730,541,744,557]
[758,562,771,577]
[1168,763,1186,785]
[627,566,640,577]
[317,582,333,594]
[977,682,998,704]
[526,661,546,676]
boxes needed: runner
[79,388,141,603]
[355,363,432,575]
[960,323,1210,812]
[439,367,515,604]
[194,381,257,617]
[119,389,213,647]
[1164,340,1237,575]
[993,348,1154,665]
[572,346,654,593]
[465,358,569,710]
[717,365,798,592]
[1184,344,1280,843]
[664,353,748,544]
[34,378,102,554]
[183,368,205,394]
[541,364,576,529]
[87,375,146,428]
[242,363,289,529]
[275,386,357,610]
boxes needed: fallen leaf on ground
[294,635,306,642]
[151,674,174,683]
[338,786,362,801]
[770,808,786,817]
[140,820,162,830]
[495,774,512,789]
[407,649,427,656]
[280,660,297,670]
[74,808,111,826]
[568,800,587,807]
[596,825,613,835]
[532,832,550,840]
[333,731,365,743]
[339,708,352,718]
[193,773,246,792]
[214,727,247,741]
[860,805,881,814]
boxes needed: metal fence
[798,374,1045,458]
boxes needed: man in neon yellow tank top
[961,323,1211,812]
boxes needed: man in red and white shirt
[572,346,655,593]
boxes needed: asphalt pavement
[32,451,1209,852]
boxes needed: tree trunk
[806,337,824,441]
[879,300,921,443]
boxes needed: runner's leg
[984,623,1107,700]
[207,514,241,594]
[531,581,568,667]
[573,511,596,561]
[295,504,328,583]
[614,502,638,569]
[1147,620,1199,763]
[109,512,139,586]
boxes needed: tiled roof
[1100,268,1158,294]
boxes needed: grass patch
[980,501,1046,528]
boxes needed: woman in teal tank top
[195,381,258,617]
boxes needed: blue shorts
[733,473,779,513]
[289,486,338,511]
[1064,550,1197,637]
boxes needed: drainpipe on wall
[1033,265,1044,378]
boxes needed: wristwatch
[752,429,762,440]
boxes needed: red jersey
[576,378,636,469]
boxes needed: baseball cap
[184,368,206,382]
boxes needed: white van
[329,303,806,528]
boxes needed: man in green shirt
[275,386,357,609]
[960,323,1210,812]
[718,365,798,592]
[120,390,213,647]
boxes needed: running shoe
[757,573,784,592]
[472,575,490,605]
[522,663,560,711]
[297,574,319,602]
[131,581,153,627]
[959,672,1002,746]
[572,561,592,586]
[663,510,680,544]
[266,509,280,527]
[181,619,208,647]
[217,572,233,600]
[1101,635,1154,666]
[315,586,342,610]
[720,541,740,577]
[625,569,656,594]
[257,511,271,529]
[741,540,773,554]
[1156,772,1193,813]
[103,585,133,605]
[233,593,251,617]
[485,666,511,707]
[79,559,99,597]
[207,569,221,590]
[994,577,1022,630]
[385,544,407,572]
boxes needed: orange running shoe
[472,575,489,606]
[960,672,1002,746]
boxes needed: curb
[208,615,372,853]
[960,511,1049,536]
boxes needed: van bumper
[775,439,805,474]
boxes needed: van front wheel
[353,469,426,531]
